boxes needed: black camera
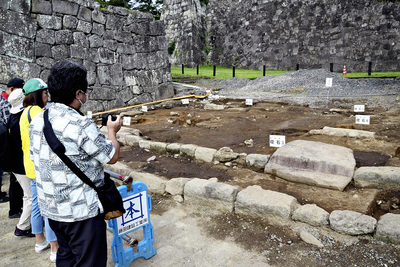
[101,114,117,126]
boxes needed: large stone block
[53,0,79,15]
[9,0,30,14]
[0,9,36,38]
[129,170,167,195]
[292,204,329,227]
[37,15,62,30]
[97,64,123,85]
[375,213,400,244]
[36,29,55,45]
[3,33,34,61]
[194,147,217,163]
[329,210,377,235]
[55,30,74,45]
[0,55,40,84]
[166,177,191,196]
[354,167,400,190]
[246,154,270,172]
[32,0,52,14]
[265,140,355,191]
[184,178,239,212]
[235,185,299,220]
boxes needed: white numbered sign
[123,116,131,126]
[269,135,286,148]
[355,115,370,125]
[325,78,333,87]
[86,111,92,119]
[245,99,253,106]
[354,105,365,112]
[141,105,148,112]
[181,99,189,105]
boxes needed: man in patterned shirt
[29,60,121,266]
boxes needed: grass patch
[341,72,400,78]
[171,65,292,80]
[171,65,400,80]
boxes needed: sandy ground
[0,173,270,267]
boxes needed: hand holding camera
[102,114,121,133]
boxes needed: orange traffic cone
[343,65,347,75]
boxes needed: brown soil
[118,99,400,218]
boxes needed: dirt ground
[113,97,400,266]
[118,99,400,218]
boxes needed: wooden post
[233,66,235,78]
[263,65,266,76]
[368,62,372,76]
[330,63,333,72]
[213,65,216,76]
[182,64,184,74]
[197,65,199,75]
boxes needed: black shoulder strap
[43,109,99,192]
[27,106,32,123]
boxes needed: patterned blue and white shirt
[29,102,115,222]
[0,97,11,125]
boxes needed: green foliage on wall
[168,40,176,55]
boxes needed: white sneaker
[50,251,57,263]
[35,241,50,253]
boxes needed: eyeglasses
[79,90,89,96]
[42,90,48,95]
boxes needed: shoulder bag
[42,109,125,220]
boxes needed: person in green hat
[20,78,59,263]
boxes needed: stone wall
[161,0,207,68]
[162,0,400,72]
[0,0,173,113]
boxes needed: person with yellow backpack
[20,78,59,263]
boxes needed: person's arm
[106,115,121,164]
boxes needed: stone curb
[106,160,400,245]
[104,128,400,245]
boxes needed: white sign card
[354,105,365,112]
[325,78,333,87]
[86,111,92,119]
[245,99,253,106]
[355,115,370,125]
[123,116,131,126]
[141,105,148,112]
[269,135,286,147]
[181,98,189,105]
[116,191,149,235]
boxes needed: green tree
[95,0,131,8]
[132,0,163,20]
[95,0,163,19]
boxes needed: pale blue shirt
[29,102,115,222]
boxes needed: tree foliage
[95,0,163,19]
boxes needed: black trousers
[49,213,107,267]
[8,173,23,216]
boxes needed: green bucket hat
[23,78,48,95]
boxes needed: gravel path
[195,69,400,108]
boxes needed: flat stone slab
[265,140,355,191]
[354,167,400,190]
[375,213,400,244]
[309,126,375,139]
[235,185,299,220]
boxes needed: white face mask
[78,90,87,106]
